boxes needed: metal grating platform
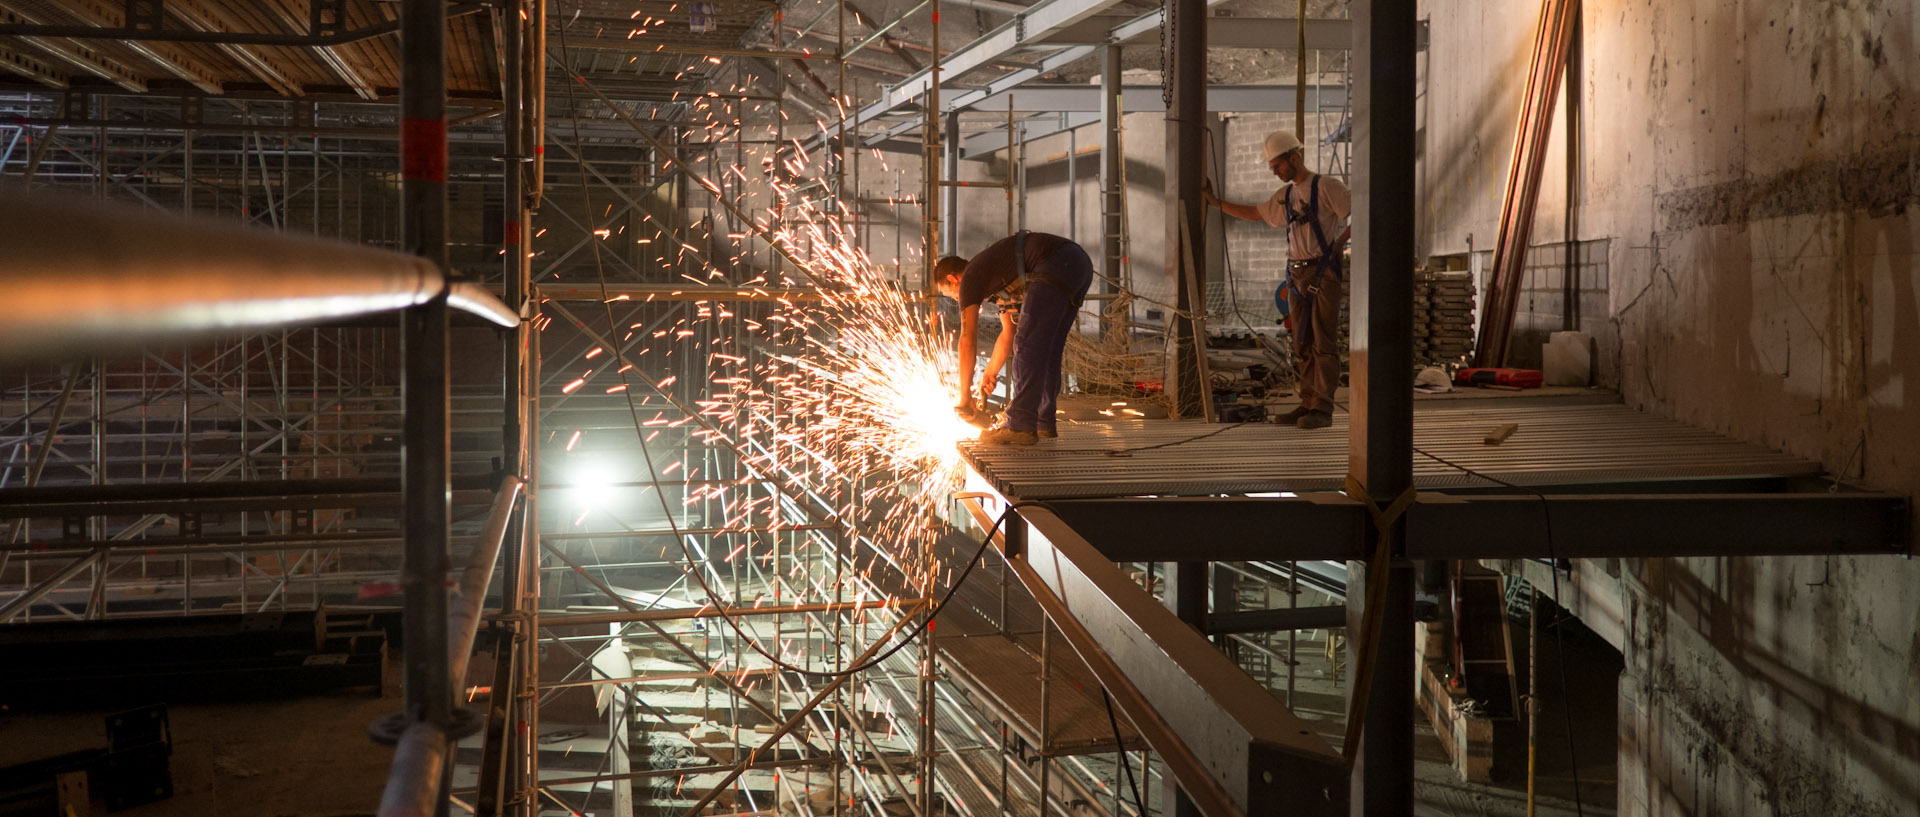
[960,397,1825,499]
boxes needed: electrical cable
[666,500,1033,679]
[1101,688,1145,817]
[1402,443,1586,816]
[1200,134,1271,340]
[1083,419,1253,457]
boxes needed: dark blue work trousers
[1006,243,1094,433]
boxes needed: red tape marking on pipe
[400,116,448,183]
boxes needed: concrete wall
[951,109,1173,310]
[1428,1,1920,815]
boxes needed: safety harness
[1284,176,1342,337]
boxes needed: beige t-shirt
[1256,171,1351,261]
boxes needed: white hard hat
[1261,130,1303,163]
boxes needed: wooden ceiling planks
[0,0,502,99]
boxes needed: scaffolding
[0,3,1404,817]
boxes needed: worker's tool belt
[1288,256,1341,295]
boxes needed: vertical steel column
[527,0,545,210]
[1037,623,1052,817]
[501,0,528,483]
[922,0,941,299]
[1099,46,1123,340]
[1209,562,1234,649]
[837,0,848,212]
[1066,122,1076,244]
[941,108,959,256]
[1346,0,1417,812]
[1164,0,1207,417]
[493,3,533,813]
[398,0,454,811]
[519,305,542,817]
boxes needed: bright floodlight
[570,462,619,509]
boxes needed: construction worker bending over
[936,231,1094,446]
[1204,130,1351,430]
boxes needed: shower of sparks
[542,49,979,599]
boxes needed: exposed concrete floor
[0,658,398,817]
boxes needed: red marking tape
[400,116,447,183]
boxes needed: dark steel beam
[0,5,484,47]
[0,476,498,507]
[1044,495,1367,562]
[961,485,1347,817]
[0,489,496,521]
[1208,606,1348,634]
[964,84,1349,115]
[1042,15,1353,49]
[1046,490,1909,562]
[1406,493,1912,559]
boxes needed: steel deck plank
[960,399,1823,499]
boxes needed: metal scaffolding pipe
[540,597,928,626]
[448,477,525,687]
[938,0,1030,15]
[0,193,514,363]
[0,552,101,623]
[377,722,450,817]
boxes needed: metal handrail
[0,191,516,363]
[448,476,524,686]
[376,475,524,817]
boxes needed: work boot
[1037,430,1058,439]
[1296,410,1333,429]
[1274,405,1312,425]
[978,427,1038,446]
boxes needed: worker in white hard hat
[1203,130,1351,429]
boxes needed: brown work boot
[1274,405,1312,425]
[1296,410,1333,429]
[1037,430,1058,439]
[978,427,1038,446]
